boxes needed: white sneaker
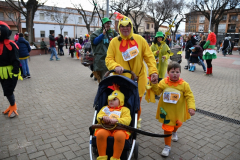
[172,132,178,142]
[161,145,171,156]
[9,111,16,118]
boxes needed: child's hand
[103,116,110,124]
[156,50,159,55]
[188,109,195,116]
[162,56,166,59]
[109,118,118,125]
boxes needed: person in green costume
[150,31,171,82]
[90,17,118,82]
[0,21,22,118]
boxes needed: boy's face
[109,97,120,108]
[168,68,181,82]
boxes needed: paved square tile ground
[0,49,239,160]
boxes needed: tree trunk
[26,8,34,43]
[135,25,139,34]
[87,24,91,34]
[154,23,159,34]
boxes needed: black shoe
[27,74,31,78]
[155,95,160,100]
[94,77,97,81]
[184,66,188,69]
[90,73,93,78]
[23,75,28,79]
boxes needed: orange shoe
[3,103,18,117]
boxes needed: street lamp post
[205,0,213,32]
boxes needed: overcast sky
[45,0,186,31]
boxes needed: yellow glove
[145,77,156,103]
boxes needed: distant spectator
[57,34,64,56]
[49,32,60,61]
[79,37,84,46]
[24,32,29,42]
[16,33,31,79]
[222,37,231,56]
[30,42,36,49]
[40,38,48,54]
[14,33,19,42]
[65,37,68,49]
[199,35,206,50]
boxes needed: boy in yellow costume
[95,84,131,160]
[151,62,196,157]
[105,13,158,127]
[150,31,171,82]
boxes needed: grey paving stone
[63,150,76,159]
[48,154,65,160]
[55,146,71,154]
[36,144,51,151]
[51,141,63,149]
[26,145,37,154]
[44,148,57,157]
[16,152,29,160]
[28,151,45,159]
[36,156,48,160]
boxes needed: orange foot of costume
[3,103,18,117]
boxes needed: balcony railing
[229,19,237,22]
[227,29,236,32]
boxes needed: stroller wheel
[92,146,98,155]
[134,141,139,159]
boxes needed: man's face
[119,24,131,37]
[104,22,111,30]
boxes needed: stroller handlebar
[104,69,138,82]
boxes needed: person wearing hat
[95,84,131,160]
[24,32,29,42]
[105,13,158,128]
[90,17,118,82]
[150,31,171,82]
[0,21,22,118]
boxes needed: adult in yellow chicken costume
[150,31,171,82]
[105,13,158,128]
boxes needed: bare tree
[166,0,190,40]
[110,0,144,17]
[45,6,71,35]
[72,1,97,34]
[191,0,240,35]
[5,0,47,43]
[0,2,21,32]
[147,0,180,34]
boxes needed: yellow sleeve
[142,39,158,76]
[105,39,122,70]
[183,83,196,110]
[150,44,158,57]
[151,80,164,96]
[117,107,132,126]
[96,106,108,123]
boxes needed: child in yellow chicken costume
[105,13,158,128]
[95,84,131,160]
[151,62,196,157]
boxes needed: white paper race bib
[102,107,121,119]
[163,88,180,104]
[122,46,139,61]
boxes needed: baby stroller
[89,70,140,160]
[170,45,182,64]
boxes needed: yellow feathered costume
[105,13,158,97]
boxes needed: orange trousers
[164,127,178,146]
[96,129,126,159]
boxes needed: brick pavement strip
[0,51,240,159]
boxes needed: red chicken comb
[108,83,120,91]
[114,12,124,20]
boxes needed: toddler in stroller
[89,71,140,160]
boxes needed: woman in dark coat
[65,37,68,49]
[58,34,64,56]
[184,36,193,69]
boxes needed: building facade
[0,1,21,40]
[185,9,240,42]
